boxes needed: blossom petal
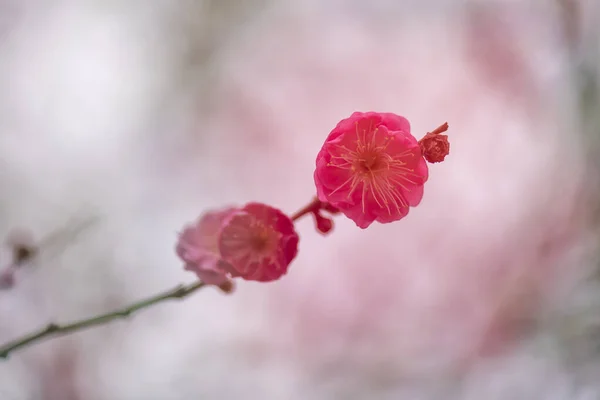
[380,113,411,133]
[176,207,236,285]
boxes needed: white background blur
[0,0,599,399]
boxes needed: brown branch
[0,281,207,359]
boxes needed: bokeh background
[0,0,599,399]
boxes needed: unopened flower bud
[314,212,334,234]
[418,122,450,163]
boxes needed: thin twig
[291,197,321,221]
[0,281,206,359]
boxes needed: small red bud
[418,122,450,163]
[217,280,235,294]
[314,212,334,234]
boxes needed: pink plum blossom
[314,111,430,228]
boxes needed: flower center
[355,151,386,175]
[248,225,277,255]
[249,231,269,251]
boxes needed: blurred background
[0,0,599,399]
